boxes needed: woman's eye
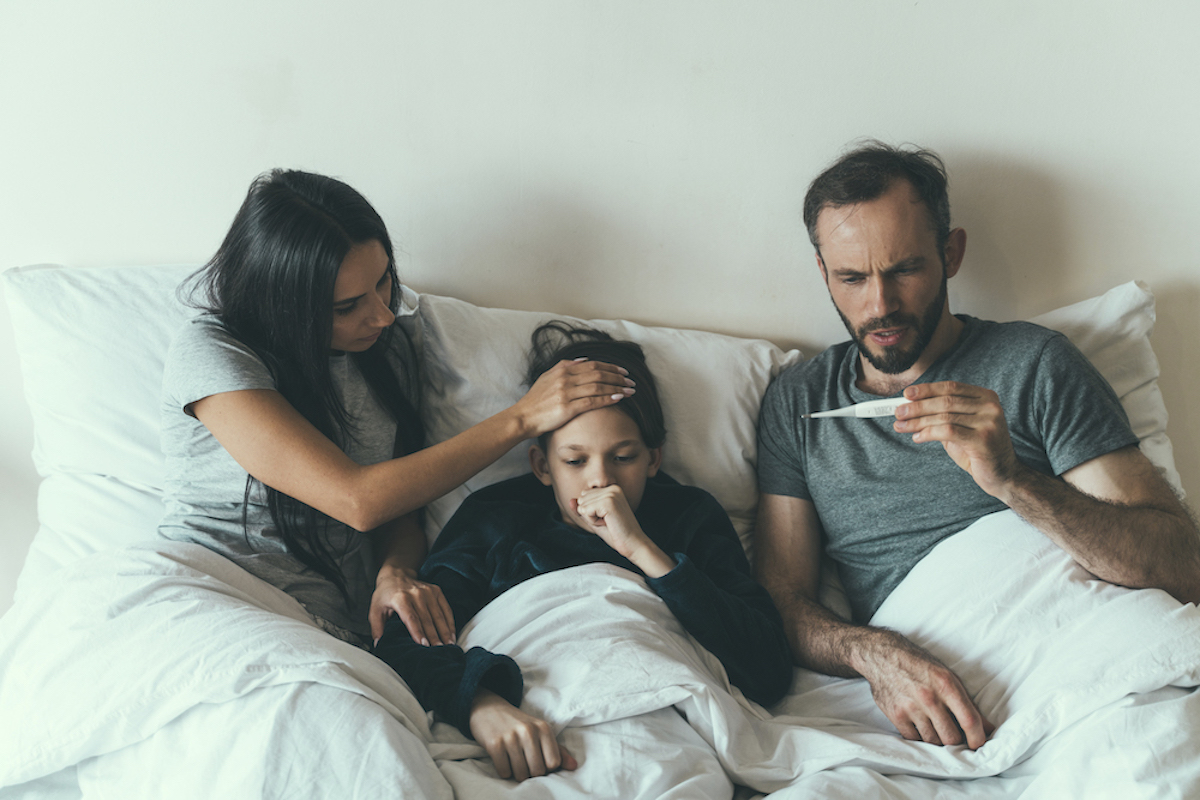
[333,304,356,316]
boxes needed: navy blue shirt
[374,472,793,735]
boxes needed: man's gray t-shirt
[757,316,1138,623]
[158,315,399,643]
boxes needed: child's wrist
[628,542,675,579]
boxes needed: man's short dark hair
[802,141,952,260]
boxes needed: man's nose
[865,275,899,319]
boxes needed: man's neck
[855,311,965,396]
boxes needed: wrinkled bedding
[3,509,1200,798]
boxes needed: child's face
[530,407,662,530]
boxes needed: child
[373,322,793,781]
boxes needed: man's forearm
[777,589,892,680]
[1002,465,1200,603]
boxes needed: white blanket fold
[3,509,1200,798]
[0,542,451,799]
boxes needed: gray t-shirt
[757,316,1138,623]
[158,315,399,643]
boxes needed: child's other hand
[468,689,578,781]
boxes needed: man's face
[814,180,956,376]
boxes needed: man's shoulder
[960,316,1066,352]
[770,340,855,391]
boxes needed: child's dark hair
[527,321,666,449]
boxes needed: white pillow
[2,264,1180,598]
[1029,280,1181,494]
[5,264,197,600]
[402,293,802,552]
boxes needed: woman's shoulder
[163,314,276,398]
[169,313,242,354]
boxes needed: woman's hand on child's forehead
[511,359,635,439]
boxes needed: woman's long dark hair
[185,169,424,600]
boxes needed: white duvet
[3,510,1200,798]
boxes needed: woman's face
[330,240,395,353]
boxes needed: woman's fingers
[386,581,456,646]
[517,359,636,436]
[430,589,456,645]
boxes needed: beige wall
[2,1,1198,614]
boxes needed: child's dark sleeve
[645,494,794,707]
[372,497,523,737]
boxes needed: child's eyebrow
[556,439,641,453]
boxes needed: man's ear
[943,227,967,278]
[646,446,663,478]
[529,445,554,486]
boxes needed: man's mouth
[866,327,907,348]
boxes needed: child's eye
[613,454,636,464]
[564,458,585,467]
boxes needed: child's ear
[646,446,663,478]
[529,445,554,486]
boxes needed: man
[754,142,1200,752]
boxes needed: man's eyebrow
[830,256,926,277]
[886,256,926,272]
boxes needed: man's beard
[835,273,948,375]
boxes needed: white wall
[2,1,1198,615]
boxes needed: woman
[158,169,634,649]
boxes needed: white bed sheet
[4,509,1199,798]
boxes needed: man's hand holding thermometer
[802,397,911,419]
[808,383,1021,502]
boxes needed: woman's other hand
[512,358,635,438]
[369,566,455,647]
[468,689,578,781]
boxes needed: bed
[1,263,1197,799]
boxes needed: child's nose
[587,464,612,488]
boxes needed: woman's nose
[371,294,396,328]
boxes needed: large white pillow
[402,293,802,550]
[1,264,1181,600]
[1028,280,1181,494]
[5,264,197,597]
